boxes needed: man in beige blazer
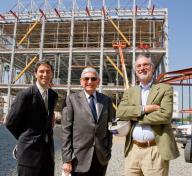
[117,54,180,176]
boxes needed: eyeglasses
[82,77,97,81]
[136,63,152,70]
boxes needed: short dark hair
[34,59,54,73]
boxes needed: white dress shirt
[132,80,155,142]
[36,82,49,112]
[36,81,48,100]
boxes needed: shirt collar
[36,81,47,95]
[84,90,97,100]
[140,79,153,90]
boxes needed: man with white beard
[116,54,179,176]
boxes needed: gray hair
[81,67,99,78]
[135,53,154,67]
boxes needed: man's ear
[97,78,100,85]
[34,72,37,79]
[80,78,83,86]
[151,65,155,74]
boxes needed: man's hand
[63,162,72,174]
[144,104,160,113]
[51,113,56,127]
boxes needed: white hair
[135,54,154,67]
[81,67,99,78]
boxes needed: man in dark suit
[61,67,114,176]
[6,59,58,176]
[116,54,179,176]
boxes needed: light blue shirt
[132,80,155,142]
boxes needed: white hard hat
[12,145,17,160]
[108,120,131,137]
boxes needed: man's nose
[43,72,48,76]
[140,65,146,70]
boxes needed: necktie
[42,90,48,143]
[89,95,97,122]
[42,90,48,111]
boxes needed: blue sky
[160,0,192,71]
[158,0,192,116]
[0,0,191,115]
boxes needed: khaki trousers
[125,143,169,176]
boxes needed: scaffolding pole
[39,17,45,60]
[17,20,40,47]
[12,55,38,84]
[106,56,123,78]
[107,16,130,47]
[57,55,61,80]
[164,8,169,72]
[99,0,105,93]
[132,0,136,85]
[6,20,18,122]
[113,41,129,89]
[67,0,75,95]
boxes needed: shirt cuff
[141,106,145,115]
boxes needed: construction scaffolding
[0,0,169,117]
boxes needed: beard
[137,72,153,83]
[138,74,148,81]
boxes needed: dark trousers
[18,144,54,176]
[72,150,107,176]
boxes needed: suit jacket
[61,90,114,172]
[116,83,180,160]
[6,85,58,167]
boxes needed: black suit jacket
[6,85,58,167]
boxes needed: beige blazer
[116,83,180,160]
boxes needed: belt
[133,139,156,148]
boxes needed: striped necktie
[42,90,48,111]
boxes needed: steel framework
[157,67,192,114]
[0,0,169,113]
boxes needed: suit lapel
[79,91,104,123]
[48,89,56,112]
[147,84,159,105]
[48,89,54,115]
[33,85,47,113]
[96,92,103,120]
[78,91,94,120]
[134,86,142,105]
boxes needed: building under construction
[0,0,169,119]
